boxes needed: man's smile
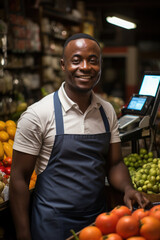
[76,75,92,79]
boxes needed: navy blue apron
[31,91,111,240]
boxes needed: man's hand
[123,186,151,211]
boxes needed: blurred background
[0,0,160,120]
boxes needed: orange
[0,121,6,131]
[29,170,37,189]
[5,120,16,128]
[6,127,16,140]
[31,170,37,181]
[79,226,102,240]
[0,131,9,142]
[29,180,36,190]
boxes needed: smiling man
[61,34,101,98]
[9,33,150,240]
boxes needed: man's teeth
[79,76,91,79]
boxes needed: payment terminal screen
[139,75,160,97]
[127,97,147,111]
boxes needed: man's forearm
[9,180,32,240]
[107,161,134,192]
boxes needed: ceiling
[83,0,160,48]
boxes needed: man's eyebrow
[89,54,99,58]
[72,54,81,58]
[72,54,99,58]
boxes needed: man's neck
[64,85,92,113]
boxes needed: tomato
[79,225,102,240]
[111,205,132,219]
[140,216,160,240]
[95,212,119,235]
[0,165,6,173]
[116,215,139,239]
[3,157,12,167]
[149,208,160,221]
[5,166,11,175]
[132,208,149,221]
[149,204,160,214]
[3,174,10,179]
[126,237,146,240]
[100,233,123,240]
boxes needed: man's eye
[90,58,98,64]
[72,58,80,64]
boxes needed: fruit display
[10,102,28,122]
[123,148,160,194]
[69,205,160,240]
[0,120,16,203]
[29,170,37,190]
[0,119,37,204]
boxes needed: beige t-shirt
[13,82,120,175]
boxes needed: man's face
[61,38,102,93]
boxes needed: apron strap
[54,90,110,134]
[99,106,110,132]
[54,91,64,135]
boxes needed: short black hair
[63,33,100,49]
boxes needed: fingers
[126,200,133,211]
[124,190,151,211]
[123,194,134,211]
[134,192,151,209]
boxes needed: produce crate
[66,223,95,240]
[66,231,79,240]
[142,192,160,203]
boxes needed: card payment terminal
[119,72,160,130]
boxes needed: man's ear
[60,58,65,71]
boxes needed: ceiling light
[106,16,137,30]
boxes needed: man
[9,33,150,240]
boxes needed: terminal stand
[120,127,143,153]
[119,125,156,154]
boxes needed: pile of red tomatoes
[77,204,160,240]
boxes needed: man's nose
[80,60,90,70]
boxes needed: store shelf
[42,6,82,24]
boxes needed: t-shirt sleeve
[13,109,43,155]
[110,109,121,143]
[104,102,121,144]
